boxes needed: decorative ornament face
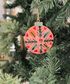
[24,26,54,54]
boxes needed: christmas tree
[0,0,70,83]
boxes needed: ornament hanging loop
[32,8,40,22]
[36,8,40,22]
[32,8,43,26]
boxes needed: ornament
[24,23,54,54]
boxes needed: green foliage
[0,20,19,54]
[29,54,48,67]
[46,0,70,29]
[45,0,70,76]
[5,0,69,26]
[52,1,70,29]
[29,47,70,84]
[55,26,70,73]
[2,61,31,82]
[29,47,60,84]
[31,0,54,16]
[46,47,60,84]
[0,69,21,84]
[66,75,70,84]
[30,66,48,84]
[5,0,33,27]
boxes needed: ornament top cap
[34,22,43,26]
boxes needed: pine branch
[52,0,70,28]
[46,47,60,84]
[46,0,70,27]
[31,0,54,16]
[0,69,21,84]
[0,20,19,54]
[29,47,61,84]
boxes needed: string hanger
[36,8,40,22]
[32,8,40,22]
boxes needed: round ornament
[24,26,54,54]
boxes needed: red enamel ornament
[24,26,54,54]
